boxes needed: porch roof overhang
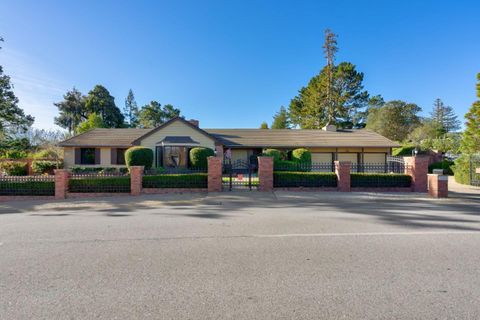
[156,136,200,146]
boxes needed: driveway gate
[222,159,258,191]
[470,155,480,186]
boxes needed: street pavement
[1,191,480,319]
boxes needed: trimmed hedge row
[0,180,55,196]
[273,172,337,188]
[351,173,412,188]
[69,177,131,193]
[143,173,208,188]
[274,160,311,172]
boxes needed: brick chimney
[189,119,199,127]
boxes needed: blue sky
[1,0,479,130]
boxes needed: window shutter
[111,148,117,165]
[75,148,81,165]
[95,148,101,165]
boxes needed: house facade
[59,117,399,168]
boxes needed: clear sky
[1,0,479,130]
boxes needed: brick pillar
[208,157,223,192]
[130,166,144,196]
[404,156,429,192]
[258,156,273,192]
[54,169,70,200]
[215,145,224,159]
[428,174,448,198]
[335,161,351,192]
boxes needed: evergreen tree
[137,101,180,128]
[259,121,269,129]
[124,89,139,127]
[460,73,480,154]
[271,106,289,129]
[0,37,34,138]
[75,113,107,134]
[54,87,86,133]
[430,98,460,133]
[85,85,124,128]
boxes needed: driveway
[1,192,480,319]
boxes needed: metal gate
[222,159,258,191]
[470,155,480,186]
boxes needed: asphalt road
[1,192,480,319]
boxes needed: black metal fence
[0,175,55,196]
[69,173,131,193]
[222,160,258,191]
[351,162,408,174]
[273,172,337,188]
[274,161,333,172]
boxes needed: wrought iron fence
[144,166,207,175]
[222,160,258,190]
[69,172,131,193]
[274,162,333,172]
[350,173,412,188]
[351,162,408,174]
[0,175,55,196]
[273,172,337,188]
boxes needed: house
[58,117,399,168]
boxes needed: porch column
[258,156,273,192]
[208,157,223,192]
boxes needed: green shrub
[32,148,63,160]
[189,147,214,169]
[0,150,29,159]
[143,173,208,188]
[274,160,310,172]
[69,176,131,193]
[292,148,312,163]
[0,179,55,196]
[452,154,473,185]
[351,173,412,188]
[71,167,104,174]
[428,160,454,175]
[70,166,127,174]
[31,160,63,175]
[263,149,283,162]
[273,172,337,188]
[125,147,154,169]
[0,161,28,176]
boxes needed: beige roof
[204,129,400,148]
[59,128,150,147]
[59,126,399,148]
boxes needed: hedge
[428,160,454,175]
[452,154,477,185]
[0,180,55,196]
[69,176,131,193]
[143,173,208,188]
[0,161,28,176]
[125,147,154,169]
[351,173,412,188]
[274,160,311,172]
[273,172,337,188]
[189,147,214,169]
[292,148,312,163]
[32,160,63,175]
[263,149,283,162]
[70,167,128,174]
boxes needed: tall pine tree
[430,98,460,133]
[460,74,480,154]
[124,89,139,127]
[271,106,289,129]
[84,85,124,128]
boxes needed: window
[116,148,126,165]
[80,148,96,165]
[163,146,188,167]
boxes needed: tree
[137,101,180,128]
[323,29,338,125]
[288,62,369,129]
[54,87,86,133]
[460,73,480,154]
[366,100,422,142]
[84,85,124,128]
[124,89,139,127]
[0,37,34,139]
[260,121,269,129]
[430,98,460,133]
[408,118,444,145]
[271,106,289,129]
[75,113,107,134]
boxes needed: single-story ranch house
[58,117,399,169]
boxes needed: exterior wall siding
[139,121,216,155]
[64,147,75,168]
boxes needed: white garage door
[337,153,358,164]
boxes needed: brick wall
[428,174,448,198]
[258,156,273,192]
[404,156,429,192]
